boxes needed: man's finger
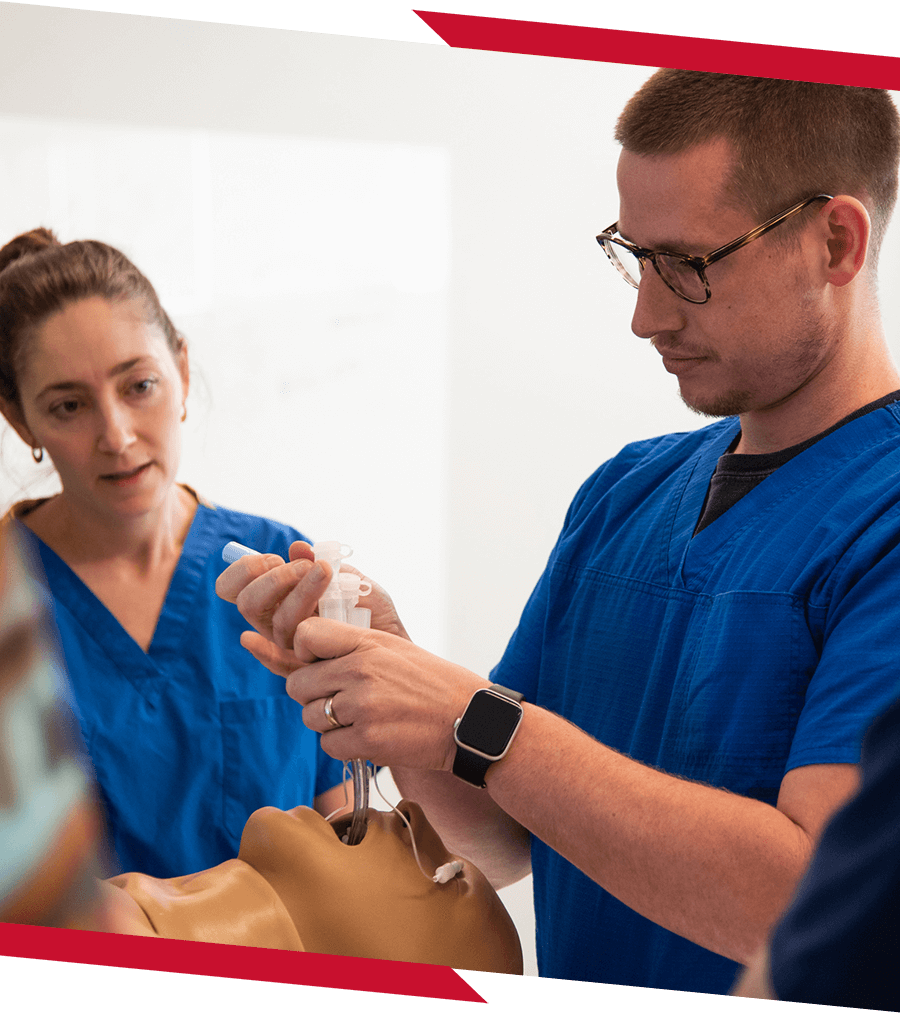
[269,560,332,648]
[215,552,286,603]
[232,559,321,644]
[239,630,301,679]
[288,541,315,563]
[293,616,370,665]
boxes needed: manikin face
[12,296,188,522]
[616,138,836,420]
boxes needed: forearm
[390,766,532,888]
[285,622,852,963]
[484,705,818,964]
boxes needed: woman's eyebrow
[36,358,152,399]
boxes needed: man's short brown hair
[615,70,900,263]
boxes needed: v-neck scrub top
[492,405,900,993]
[13,497,346,879]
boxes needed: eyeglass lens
[605,242,706,302]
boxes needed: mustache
[650,335,713,358]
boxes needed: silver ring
[323,694,344,729]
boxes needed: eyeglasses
[596,193,833,304]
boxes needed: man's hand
[286,617,487,771]
[215,540,410,677]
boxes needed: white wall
[2,4,900,976]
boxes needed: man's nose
[630,265,687,340]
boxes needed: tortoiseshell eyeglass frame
[596,193,833,304]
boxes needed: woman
[0,228,346,878]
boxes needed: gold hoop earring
[31,446,43,463]
[181,405,187,423]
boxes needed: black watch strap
[452,684,525,788]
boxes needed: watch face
[456,691,522,757]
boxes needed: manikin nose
[630,265,686,341]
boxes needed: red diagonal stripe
[0,923,486,1003]
[414,10,900,89]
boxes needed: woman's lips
[100,462,152,485]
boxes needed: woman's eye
[50,399,81,418]
[130,377,158,396]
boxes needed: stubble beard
[675,308,833,422]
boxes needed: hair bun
[0,227,61,276]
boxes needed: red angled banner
[414,9,900,89]
[0,923,486,1003]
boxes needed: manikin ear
[820,195,871,287]
[0,397,39,455]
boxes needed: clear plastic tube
[315,541,371,845]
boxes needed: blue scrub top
[493,406,900,992]
[15,495,346,879]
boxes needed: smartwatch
[452,684,525,788]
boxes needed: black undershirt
[693,390,900,536]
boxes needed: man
[217,71,900,993]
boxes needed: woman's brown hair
[0,228,184,411]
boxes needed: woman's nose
[96,403,136,454]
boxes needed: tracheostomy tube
[313,542,372,845]
[221,539,373,845]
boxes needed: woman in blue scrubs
[0,228,347,878]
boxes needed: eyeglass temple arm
[700,194,833,268]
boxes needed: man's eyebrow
[36,358,151,398]
[618,226,694,254]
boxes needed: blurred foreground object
[0,523,114,930]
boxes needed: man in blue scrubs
[219,72,900,993]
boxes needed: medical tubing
[370,766,459,884]
[346,605,371,845]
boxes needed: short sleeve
[787,515,900,772]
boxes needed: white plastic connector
[432,860,464,884]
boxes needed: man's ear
[820,195,871,287]
[0,397,38,453]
